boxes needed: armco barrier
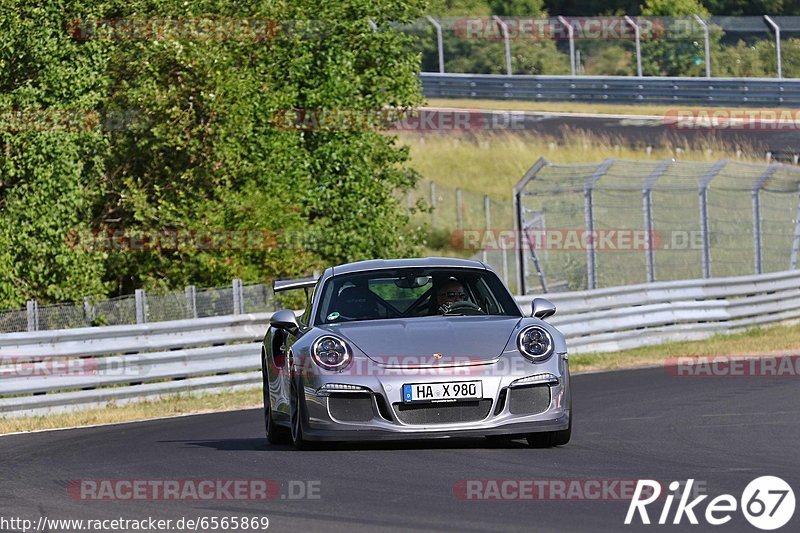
[420,73,800,107]
[2,269,800,417]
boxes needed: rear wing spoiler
[273,277,318,293]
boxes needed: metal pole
[232,279,244,315]
[426,16,445,74]
[698,160,726,279]
[185,285,197,319]
[751,164,779,274]
[26,300,39,332]
[764,15,782,79]
[492,16,513,75]
[558,16,575,76]
[135,289,147,324]
[642,160,672,283]
[624,16,643,77]
[584,159,615,290]
[456,187,463,231]
[482,195,490,264]
[694,15,711,78]
[790,184,800,269]
[513,189,524,295]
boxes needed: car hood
[318,316,522,367]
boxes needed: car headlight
[517,326,554,362]
[311,335,352,371]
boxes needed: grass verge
[425,98,787,117]
[2,322,799,436]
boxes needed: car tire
[262,351,291,445]
[526,410,572,448]
[290,376,314,451]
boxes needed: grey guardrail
[420,73,800,106]
[2,269,800,417]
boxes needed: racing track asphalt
[1,366,798,532]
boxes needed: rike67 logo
[626,477,795,530]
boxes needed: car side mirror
[270,309,300,333]
[531,298,556,320]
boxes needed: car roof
[331,257,487,276]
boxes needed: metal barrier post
[699,160,726,278]
[752,164,779,274]
[492,16,513,75]
[233,279,244,315]
[584,159,615,289]
[643,160,672,282]
[426,16,445,74]
[764,16,783,79]
[26,300,39,332]
[135,289,147,324]
[185,285,198,319]
[790,184,800,269]
[557,16,576,76]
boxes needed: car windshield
[315,267,521,324]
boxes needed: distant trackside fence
[2,269,800,417]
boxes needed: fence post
[584,159,615,290]
[185,285,198,319]
[764,16,783,80]
[232,279,244,315]
[643,160,672,283]
[83,296,96,325]
[694,15,712,78]
[425,16,445,74]
[492,16,512,75]
[557,16,575,76]
[624,16,643,78]
[790,185,800,269]
[699,160,726,279]
[752,164,778,275]
[430,181,437,227]
[456,187,463,231]
[26,299,39,332]
[134,289,147,324]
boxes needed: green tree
[640,0,712,76]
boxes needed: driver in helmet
[436,278,468,313]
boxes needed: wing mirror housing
[270,309,300,333]
[531,298,556,320]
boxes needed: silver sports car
[261,257,571,449]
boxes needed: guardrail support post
[624,16,643,77]
[185,285,198,319]
[426,16,445,74]
[558,16,576,76]
[764,16,783,80]
[694,15,712,78]
[135,289,147,324]
[492,16,513,76]
[26,299,39,332]
[232,279,244,315]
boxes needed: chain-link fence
[515,158,800,294]
[2,281,277,334]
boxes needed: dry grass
[570,322,800,373]
[0,387,261,436]
[425,98,788,117]
[399,130,760,200]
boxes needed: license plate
[402,381,482,403]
